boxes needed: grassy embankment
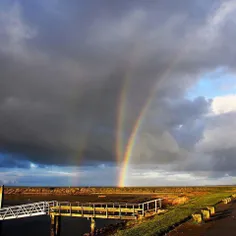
[115,190,235,236]
[5,186,236,196]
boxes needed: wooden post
[70,203,72,216]
[90,218,96,236]
[142,203,145,216]
[159,199,162,209]
[155,200,157,213]
[119,205,121,218]
[106,204,108,218]
[0,185,4,209]
[50,214,55,236]
[0,185,4,236]
[55,216,61,236]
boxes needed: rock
[201,209,210,220]
[207,206,215,215]
[192,213,203,223]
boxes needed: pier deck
[50,199,162,220]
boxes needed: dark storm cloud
[0,154,30,168]
[0,0,236,172]
[129,97,211,165]
[170,109,236,179]
[195,111,236,174]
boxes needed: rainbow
[118,100,150,187]
[118,48,185,187]
[115,39,144,165]
[116,77,129,165]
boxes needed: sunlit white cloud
[212,94,236,115]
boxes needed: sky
[1,0,236,186]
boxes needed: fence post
[0,185,4,236]
[159,199,162,209]
[0,186,4,209]
[155,200,157,213]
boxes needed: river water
[2,197,124,236]
[2,194,155,235]
[2,215,118,236]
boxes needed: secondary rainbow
[118,47,186,187]
[115,39,144,165]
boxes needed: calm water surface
[2,216,118,236]
[2,198,121,236]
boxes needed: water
[2,193,154,235]
[2,216,119,236]
[2,198,121,236]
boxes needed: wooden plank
[51,206,142,213]
[52,213,137,220]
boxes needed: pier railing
[0,201,57,220]
[50,198,162,220]
[0,198,162,221]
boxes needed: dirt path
[167,199,236,236]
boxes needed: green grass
[115,192,233,236]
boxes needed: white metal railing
[0,198,162,221]
[0,201,58,221]
[50,198,163,218]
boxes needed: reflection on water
[2,216,119,236]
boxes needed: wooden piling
[50,214,61,236]
[55,216,61,236]
[50,214,55,236]
[90,218,96,236]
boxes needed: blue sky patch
[187,67,236,99]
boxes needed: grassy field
[4,186,236,235]
[4,186,236,196]
[114,189,236,236]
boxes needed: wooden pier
[49,199,162,235]
[50,199,162,220]
[0,186,163,236]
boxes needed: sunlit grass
[115,191,233,236]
